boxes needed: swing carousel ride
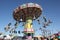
[0,3,53,40]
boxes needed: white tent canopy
[4,35,12,39]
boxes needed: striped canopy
[13,3,42,22]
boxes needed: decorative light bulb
[33,16,36,20]
[20,18,23,21]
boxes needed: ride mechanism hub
[13,3,42,38]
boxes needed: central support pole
[24,17,34,38]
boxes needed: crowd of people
[0,32,60,40]
[40,36,60,40]
[39,33,60,40]
[33,32,60,40]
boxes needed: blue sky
[0,0,60,36]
